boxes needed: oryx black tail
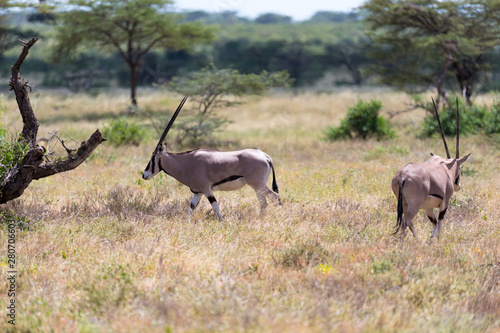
[394,181,405,235]
[268,160,282,205]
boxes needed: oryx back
[390,98,471,241]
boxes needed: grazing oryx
[142,95,281,220]
[391,99,470,240]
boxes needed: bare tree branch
[387,105,420,119]
[33,130,105,180]
[0,38,106,204]
[9,37,39,144]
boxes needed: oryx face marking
[391,98,471,241]
[142,149,164,180]
[142,155,156,180]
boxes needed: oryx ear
[458,153,471,165]
[430,152,434,156]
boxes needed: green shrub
[484,102,500,135]
[102,117,147,147]
[0,97,30,183]
[0,136,30,183]
[324,99,395,140]
[419,97,500,138]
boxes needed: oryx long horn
[432,97,451,159]
[456,98,459,158]
[156,95,188,150]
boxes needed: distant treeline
[0,9,499,92]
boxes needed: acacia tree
[168,67,292,146]
[362,0,500,107]
[0,38,105,204]
[52,0,214,106]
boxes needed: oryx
[391,99,471,240]
[142,95,281,220]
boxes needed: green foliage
[170,67,292,98]
[485,102,500,135]
[362,0,500,101]
[52,0,214,105]
[0,97,29,183]
[168,67,292,146]
[419,97,500,138]
[214,38,335,86]
[307,11,359,23]
[102,117,147,147]
[255,13,292,24]
[0,209,30,230]
[324,99,395,141]
[172,113,230,148]
[53,0,214,56]
[0,137,30,182]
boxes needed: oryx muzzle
[142,95,281,220]
[391,98,471,240]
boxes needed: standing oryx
[142,95,281,220]
[391,99,470,240]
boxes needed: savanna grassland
[1,89,499,332]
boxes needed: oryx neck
[157,151,178,175]
[157,151,195,185]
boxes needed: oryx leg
[402,204,419,240]
[203,189,222,220]
[437,207,448,239]
[189,193,202,214]
[251,185,280,216]
[257,195,267,217]
[400,183,423,241]
[426,208,439,239]
[255,189,268,217]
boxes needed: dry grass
[1,88,499,332]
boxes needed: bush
[102,117,147,147]
[419,98,500,138]
[0,136,30,183]
[174,113,230,147]
[168,67,292,147]
[324,99,395,140]
[0,97,30,183]
[484,102,500,135]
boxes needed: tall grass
[0,89,499,332]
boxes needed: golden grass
[1,89,499,332]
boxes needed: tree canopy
[255,13,292,24]
[52,0,214,106]
[362,0,500,106]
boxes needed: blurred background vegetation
[0,0,498,100]
[0,0,500,146]
[0,4,367,92]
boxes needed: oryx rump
[142,96,281,220]
[391,99,470,240]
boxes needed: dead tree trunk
[0,38,106,204]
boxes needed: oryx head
[142,95,188,180]
[430,98,471,191]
